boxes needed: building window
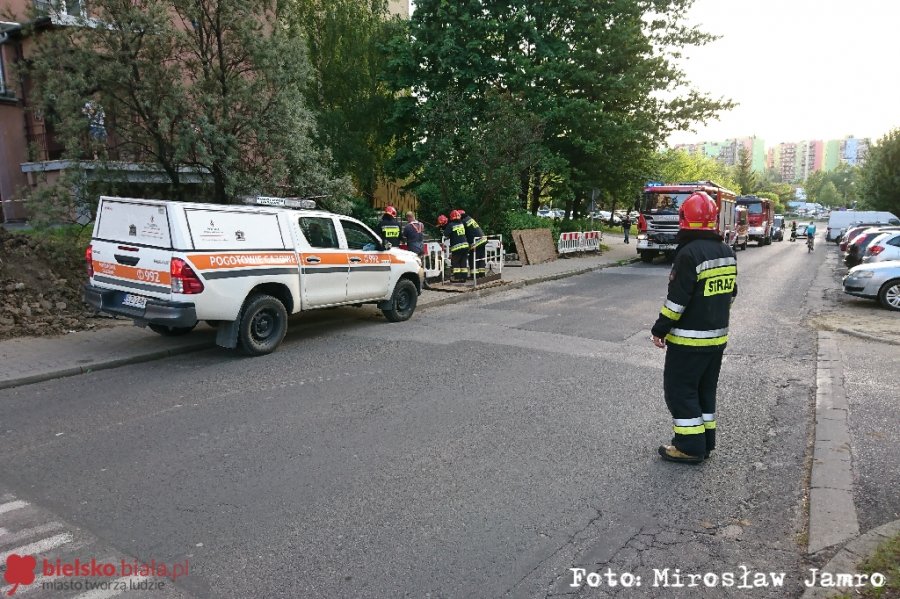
[34,0,86,22]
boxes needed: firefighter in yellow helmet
[651,191,738,464]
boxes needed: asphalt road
[0,236,884,598]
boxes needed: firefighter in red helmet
[444,211,469,282]
[650,191,738,464]
[378,206,401,246]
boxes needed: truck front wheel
[238,293,288,356]
[640,251,654,263]
[382,279,418,322]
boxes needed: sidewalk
[0,236,638,391]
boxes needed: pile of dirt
[0,228,117,341]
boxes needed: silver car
[842,260,900,311]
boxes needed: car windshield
[741,203,763,214]
[639,192,692,214]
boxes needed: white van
[825,210,900,242]
[84,196,424,355]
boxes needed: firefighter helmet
[437,214,448,227]
[679,192,718,231]
[384,205,397,218]
[449,209,462,220]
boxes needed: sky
[666,0,899,146]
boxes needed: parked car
[862,231,900,264]
[842,260,900,311]
[839,223,900,252]
[844,228,899,268]
[772,215,785,241]
[603,211,622,226]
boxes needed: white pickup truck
[84,196,424,355]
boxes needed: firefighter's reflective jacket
[651,237,737,352]
[461,214,486,247]
[444,220,469,252]
[379,216,401,244]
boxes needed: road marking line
[0,500,28,515]
[72,575,148,599]
[0,532,73,563]
[0,522,65,549]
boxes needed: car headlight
[637,234,648,240]
[852,270,875,279]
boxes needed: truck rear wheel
[382,279,417,322]
[148,322,197,336]
[238,293,288,356]
[640,252,654,263]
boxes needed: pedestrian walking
[650,191,738,464]
[621,213,632,244]
[440,212,469,282]
[378,206,401,246]
[458,209,487,277]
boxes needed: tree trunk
[531,170,542,214]
[520,169,530,211]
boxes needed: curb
[0,339,216,391]
[801,519,900,598]
[830,325,900,347]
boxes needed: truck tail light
[85,245,94,278]
[868,245,884,256]
[170,258,205,294]
[638,213,647,232]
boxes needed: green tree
[858,128,900,214]
[818,181,841,207]
[25,0,350,208]
[385,0,734,223]
[648,150,738,193]
[285,0,398,199]
[733,146,759,195]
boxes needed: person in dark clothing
[621,214,632,244]
[443,211,469,282]
[402,211,430,289]
[378,206,401,246]
[650,192,737,464]
[458,209,487,277]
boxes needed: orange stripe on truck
[93,261,171,285]
[188,252,299,270]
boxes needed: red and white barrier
[558,232,582,254]
[581,230,602,252]
[558,231,603,254]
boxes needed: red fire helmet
[679,192,718,231]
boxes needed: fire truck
[736,195,775,246]
[635,181,748,262]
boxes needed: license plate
[122,293,147,309]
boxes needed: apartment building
[672,136,767,172]
[675,135,871,183]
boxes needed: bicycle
[807,235,814,253]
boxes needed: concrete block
[808,488,859,554]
